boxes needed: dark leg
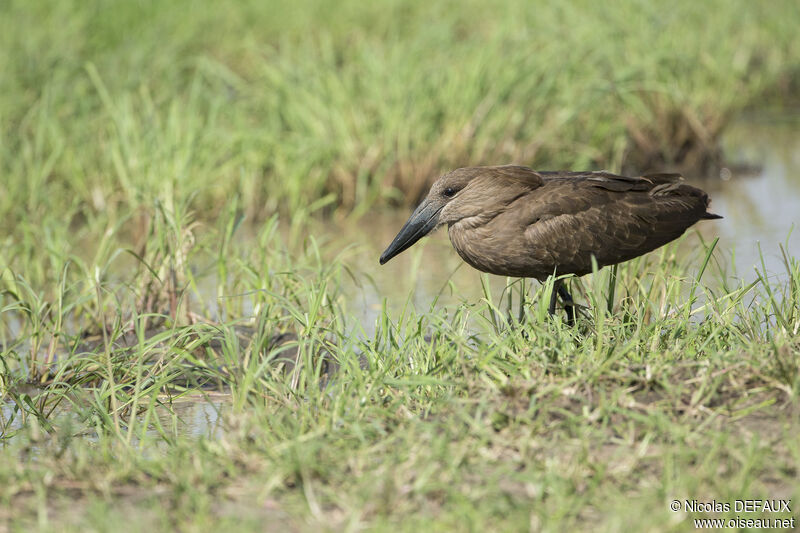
[558,284,576,326]
[548,279,562,316]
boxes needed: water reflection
[709,116,800,275]
[1,393,227,441]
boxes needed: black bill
[379,201,442,264]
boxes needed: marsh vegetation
[1,0,799,530]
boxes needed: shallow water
[1,392,227,441]
[711,116,800,275]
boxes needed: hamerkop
[379,165,721,323]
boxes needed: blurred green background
[2,0,798,231]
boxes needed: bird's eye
[443,187,456,197]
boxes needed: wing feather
[520,175,711,275]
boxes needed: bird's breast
[447,218,554,280]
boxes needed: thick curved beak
[379,201,442,264]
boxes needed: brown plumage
[379,165,721,322]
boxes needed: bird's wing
[487,167,680,191]
[518,176,708,274]
[540,170,683,189]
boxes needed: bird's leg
[558,284,576,326]
[548,279,562,316]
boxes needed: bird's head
[379,165,542,265]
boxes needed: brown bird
[379,165,721,323]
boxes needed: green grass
[1,0,800,531]
[1,204,799,530]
